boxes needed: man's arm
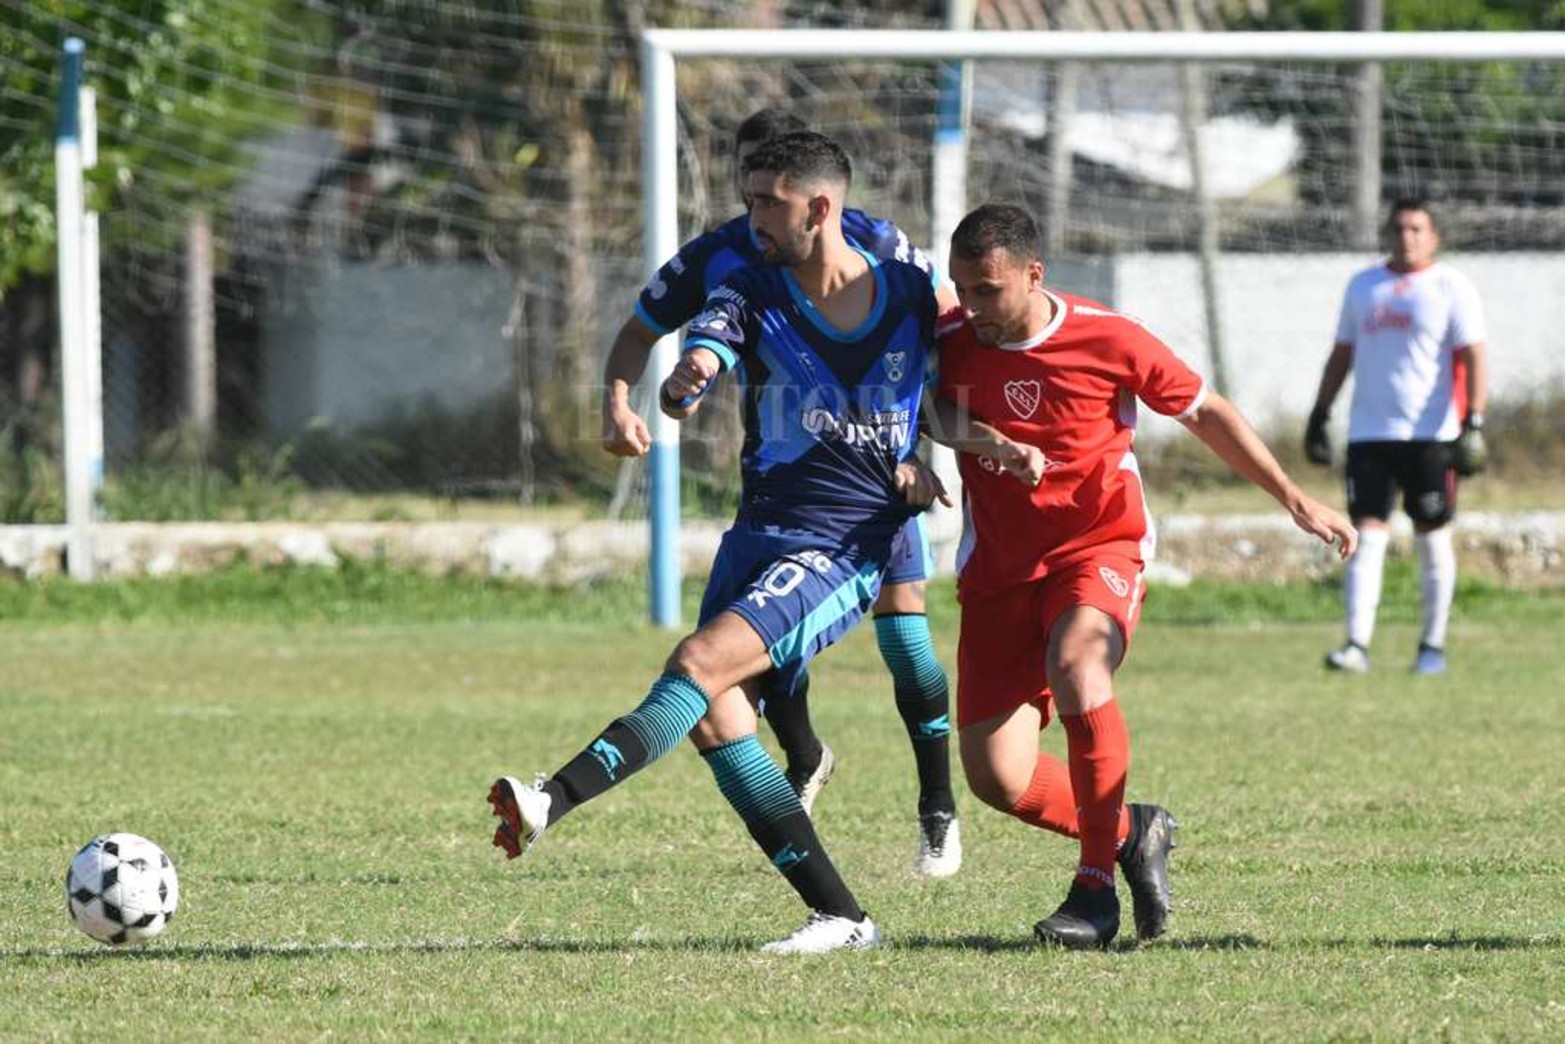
[1180,392,1358,559]
[1305,340,1353,466]
[1460,341,1488,419]
[1451,340,1490,475]
[601,316,661,457]
[922,391,1047,487]
[659,347,722,422]
[1312,341,1354,417]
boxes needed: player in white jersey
[1305,200,1490,676]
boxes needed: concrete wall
[1111,252,1565,440]
[3,514,1560,588]
[263,262,519,434]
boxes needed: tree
[1220,0,1565,238]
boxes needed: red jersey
[936,291,1207,597]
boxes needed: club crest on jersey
[885,352,906,382]
[1004,380,1042,419]
[1099,566,1130,599]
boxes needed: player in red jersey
[933,204,1357,949]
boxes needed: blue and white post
[55,38,105,581]
[641,38,682,628]
[927,1,975,570]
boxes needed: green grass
[1,572,1562,1039]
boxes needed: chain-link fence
[4,1,1564,523]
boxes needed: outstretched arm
[922,390,1048,487]
[601,316,661,457]
[1180,392,1358,559]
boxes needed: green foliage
[0,0,320,291]
[102,435,303,522]
[1258,0,1565,30]
[1222,1,1565,214]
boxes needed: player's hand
[602,402,652,457]
[1304,406,1332,467]
[1287,493,1357,561]
[895,459,953,510]
[1452,416,1488,476]
[995,441,1049,488]
[659,349,721,416]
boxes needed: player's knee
[665,633,725,690]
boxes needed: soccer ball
[65,833,180,946]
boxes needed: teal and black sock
[761,670,825,785]
[703,734,863,920]
[876,613,955,816]
[545,672,708,821]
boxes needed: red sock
[1062,700,1130,890]
[1006,752,1132,843]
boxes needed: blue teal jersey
[683,248,937,548]
[636,209,935,337]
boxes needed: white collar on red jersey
[996,290,1068,351]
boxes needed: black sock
[704,735,862,920]
[876,614,956,816]
[761,670,823,781]
[544,720,648,822]
[543,672,709,822]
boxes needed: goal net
[636,29,1565,619]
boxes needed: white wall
[1113,252,1565,440]
[263,262,518,434]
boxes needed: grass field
[2,570,1562,1039]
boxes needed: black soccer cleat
[1034,881,1120,950]
[1117,803,1178,941]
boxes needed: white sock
[1416,527,1457,649]
[1345,527,1390,648]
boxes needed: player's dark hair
[950,203,1043,264]
[735,108,808,152]
[742,131,852,193]
[1387,198,1440,234]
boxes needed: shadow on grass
[10,931,1555,962]
[1363,934,1561,952]
[0,935,756,962]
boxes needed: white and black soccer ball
[65,833,180,946]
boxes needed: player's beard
[757,226,810,267]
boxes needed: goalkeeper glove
[1452,412,1488,477]
[1304,406,1332,466]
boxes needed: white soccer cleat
[1324,642,1370,674]
[761,911,881,955]
[915,812,962,879]
[792,744,837,818]
[489,774,552,859]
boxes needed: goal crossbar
[639,29,1565,626]
[644,29,1565,63]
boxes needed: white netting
[2,3,1562,522]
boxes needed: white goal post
[639,29,1565,628]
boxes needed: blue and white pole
[927,2,975,570]
[641,38,682,628]
[56,38,103,581]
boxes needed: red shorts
[955,552,1145,730]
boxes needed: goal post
[55,37,105,582]
[639,29,1565,627]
